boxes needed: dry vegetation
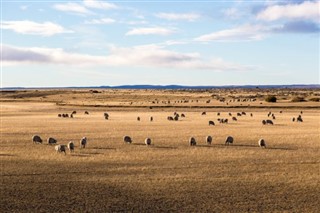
[1,89,319,212]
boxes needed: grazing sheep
[297,117,303,122]
[65,114,69,118]
[280,111,282,113]
[70,114,73,118]
[206,136,212,145]
[237,113,242,116]
[225,136,234,145]
[55,144,66,155]
[300,111,303,114]
[229,113,232,116]
[250,113,253,117]
[47,137,57,145]
[80,137,87,148]
[241,112,246,115]
[217,112,220,116]
[266,120,274,125]
[85,111,89,115]
[272,115,276,120]
[224,118,228,124]
[189,137,196,146]
[292,117,295,122]
[137,116,140,121]
[181,113,185,118]
[67,141,74,153]
[58,114,62,117]
[32,135,43,144]
[209,120,215,126]
[150,116,153,122]
[145,138,152,146]
[262,120,267,125]
[201,112,206,115]
[72,111,77,114]
[174,115,179,121]
[167,116,174,121]
[232,117,237,121]
[258,139,266,148]
[123,136,132,144]
[104,113,109,120]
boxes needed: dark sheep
[225,136,234,145]
[123,136,132,144]
[209,120,215,126]
[32,135,43,144]
[189,137,196,146]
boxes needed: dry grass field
[1,89,319,212]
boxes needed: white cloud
[126,27,176,36]
[1,20,73,36]
[194,25,265,42]
[257,1,320,22]
[155,12,201,21]
[223,8,243,19]
[53,3,93,15]
[2,44,252,71]
[83,0,118,10]
[85,18,115,24]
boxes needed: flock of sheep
[32,135,87,155]
[32,109,306,155]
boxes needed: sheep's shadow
[0,153,16,157]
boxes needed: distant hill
[1,84,320,90]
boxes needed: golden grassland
[1,89,319,212]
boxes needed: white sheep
[55,144,66,155]
[68,141,75,152]
[32,135,42,144]
[258,139,266,148]
[80,137,87,148]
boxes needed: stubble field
[1,89,319,212]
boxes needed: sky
[1,0,319,87]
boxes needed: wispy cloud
[2,44,252,71]
[1,20,73,36]
[83,0,118,10]
[155,12,201,21]
[126,27,176,36]
[257,1,320,22]
[53,3,93,15]
[272,21,320,33]
[85,18,115,24]
[194,25,265,42]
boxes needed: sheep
[262,120,267,125]
[224,118,228,124]
[67,141,74,153]
[232,117,237,121]
[217,112,220,116]
[32,135,43,144]
[58,114,62,117]
[189,137,196,146]
[84,111,89,115]
[72,111,77,114]
[206,136,212,145]
[209,120,215,126]
[201,112,206,115]
[47,137,57,145]
[167,116,174,121]
[292,117,296,122]
[266,120,274,125]
[174,115,179,121]
[241,112,246,115]
[55,144,66,155]
[137,116,140,121]
[229,113,232,116]
[80,137,87,148]
[237,113,242,116]
[225,136,234,145]
[150,116,153,122]
[250,113,253,117]
[272,115,276,120]
[70,114,73,118]
[297,117,303,122]
[123,136,132,144]
[258,139,266,148]
[181,113,185,118]
[145,138,152,146]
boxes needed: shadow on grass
[0,154,16,157]
[89,147,116,150]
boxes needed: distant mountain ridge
[1,84,320,90]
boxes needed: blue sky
[1,0,319,87]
